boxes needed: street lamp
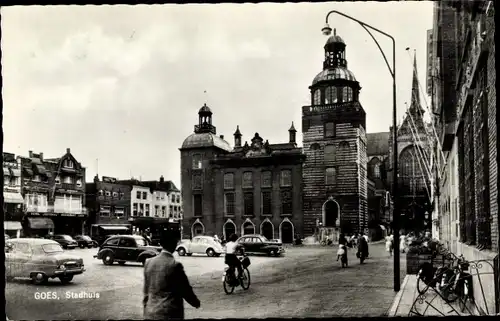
[322,10,400,291]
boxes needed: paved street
[6,243,406,319]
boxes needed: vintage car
[237,234,285,257]
[5,238,85,285]
[94,235,162,266]
[73,235,94,248]
[176,236,224,257]
[48,234,79,249]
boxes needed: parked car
[5,238,85,285]
[176,236,224,257]
[73,235,94,248]
[93,235,162,266]
[237,234,285,257]
[48,235,78,249]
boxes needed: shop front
[52,213,87,236]
[4,221,23,238]
[22,215,55,237]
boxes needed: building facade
[180,106,305,243]
[428,0,497,313]
[301,29,368,236]
[3,153,24,237]
[85,175,132,228]
[388,56,433,233]
[19,149,87,236]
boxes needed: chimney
[160,175,164,183]
[39,152,44,161]
[29,151,33,158]
[66,148,71,154]
[220,135,224,139]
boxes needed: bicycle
[438,255,473,311]
[222,255,251,294]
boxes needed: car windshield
[42,243,64,253]
[81,236,92,241]
[134,237,148,246]
[260,236,269,242]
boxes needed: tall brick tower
[302,29,368,238]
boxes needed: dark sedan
[49,235,78,249]
[73,235,94,248]
[236,234,285,257]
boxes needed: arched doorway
[280,219,294,244]
[191,221,204,238]
[242,221,255,235]
[223,220,236,240]
[260,220,274,240]
[323,200,340,227]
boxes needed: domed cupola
[310,28,361,106]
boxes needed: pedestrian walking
[337,243,348,268]
[385,234,394,257]
[357,233,369,264]
[399,234,407,253]
[143,229,200,320]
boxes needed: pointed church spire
[409,51,424,116]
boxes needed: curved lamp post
[322,10,400,291]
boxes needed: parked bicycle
[222,255,251,294]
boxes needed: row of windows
[313,86,355,106]
[132,191,181,203]
[223,170,292,190]
[309,141,351,157]
[98,190,125,198]
[131,203,181,217]
[99,205,125,217]
[3,176,21,186]
[54,176,83,186]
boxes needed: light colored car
[5,238,85,285]
[176,236,224,257]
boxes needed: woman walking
[357,233,369,264]
[400,234,407,253]
[385,234,394,257]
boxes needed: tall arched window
[324,144,336,162]
[399,146,426,195]
[374,164,381,178]
[346,87,353,102]
[313,89,321,105]
[325,86,337,104]
[341,87,348,103]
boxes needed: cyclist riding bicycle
[225,233,244,280]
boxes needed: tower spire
[409,51,424,115]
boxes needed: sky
[2,2,434,189]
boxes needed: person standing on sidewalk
[385,234,394,257]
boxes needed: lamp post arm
[359,24,394,77]
[325,10,395,77]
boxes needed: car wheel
[269,250,276,257]
[59,275,74,284]
[103,253,115,265]
[79,244,85,249]
[177,247,186,256]
[31,272,48,285]
[206,248,215,257]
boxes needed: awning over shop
[34,164,47,176]
[4,221,22,231]
[3,168,11,176]
[9,168,21,177]
[99,225,131,232]
[3,192,24,204]
[24,168,34,176]
[27,217,55,229]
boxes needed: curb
[388,274,410,317]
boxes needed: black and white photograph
[2,1,498,319]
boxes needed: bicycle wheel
[240,268,251,290]
[416,270,429,295]
[223,274,235,294]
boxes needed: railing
[409,241,498,316]
[302,102,354,114]
[194,124,216,133]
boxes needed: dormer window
[63,176,73,184]
[63,159,74,168]
[313,89,321,105]
[76,179,82,187]
[55,176,61,185]
[325,86,337,104]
